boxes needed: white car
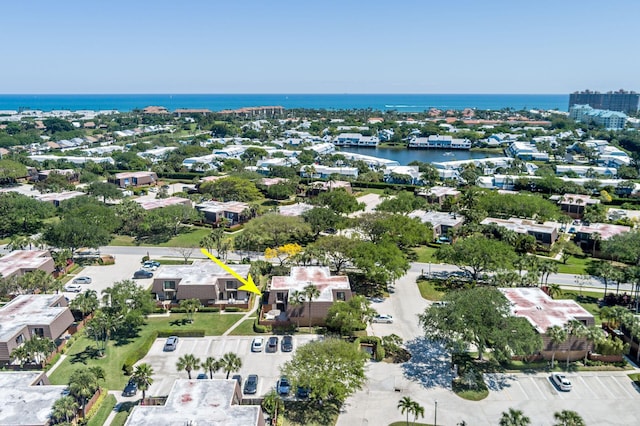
[65,283,83,293]
[372,314,393,324]
[251,337,265,352]
[551,373,572,391]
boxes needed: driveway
[140,335,319,398]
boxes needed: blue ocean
[0,94,569,113]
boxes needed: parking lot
[486,372,640,401]
[62,254,154,300]
[140,335,320,398]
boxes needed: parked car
[296,386,310,399]
[123,379,138,397]
[244,374,258,394]
[277,377,291,396]
[369,297,384,303]
[163,336,179,352]
[196,373,208,380]
[372,314,394,323]
[72,276,92,284]
[143,261,160,270]
[266,336,279,353]
[231,374,242,387]
[551,373,572,391]
[64,283,83,292]
[133,269,153,279]
[251,337,264,352]
[281,335,293,352]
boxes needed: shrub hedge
[122,331,158,375]
[253,318,270,333]
[156,329,206,338]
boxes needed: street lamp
[434,400,438,426]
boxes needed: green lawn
[555,256,595,275]
[109,227,211,248]
[412,246,440,263]
[49,313,243,390]
[228,319,259,335]
[416,280,445,301]
[87,394,116,426]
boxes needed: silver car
[551,373,572,391]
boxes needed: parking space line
[610,376,635,398]
[530,377,548,400]
[594,376,617,398]
[577,375,598,399]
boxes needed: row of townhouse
[408,135,472,150]
[332,133,379,147]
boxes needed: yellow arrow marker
[200,248,262,296]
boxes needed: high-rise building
[569,90,639,114]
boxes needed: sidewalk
[222,296,260,336]
[46,354,67,377]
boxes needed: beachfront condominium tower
[569,89,640,115]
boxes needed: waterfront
[0,93,569,113]
[337,146,502,165]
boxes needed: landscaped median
[49,312,243,389]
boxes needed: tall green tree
[547,325,568,368]
[202,356,221,379]
[51,396,78,424]
[314,189,364,215]
[179,298,200,323]
[199,176,263,202]
[176,354,201,379]
[419,287,542,361]
[86,181,123,203]
[435,235,517,281]
[220,352,243,379]
[132,363,155,400]
[553,410,585,426]
[325,295,376,336]
[499,408,531,426]
[303,283,321,330]
[280,338,368,404]
[397,396,418,426]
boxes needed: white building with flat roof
[0,372,67,426]
[126,379,265,426]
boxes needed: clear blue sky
[1,0,638,94]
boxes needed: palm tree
[547,325,568,368]
[202,356,221,379]
[397,396,416,426]
[176,354,200,379]
[288,290,305,327]
[539,260,558,287]
[262,390,284,423]
[564,320,586,368]
[553,410,585,426]
[51,396,78,424]
[132,363,154,400]
[547,284,562,299]
[303,283,320,331]
[412,401,425,424]
[69,368,100,417]
[24,336,57,368]
[70,290,99,320]
[179,298,200,323]
[220,352,242,379]
[499,408,531,426]
[583,325,605,364]
[10,345,29,367]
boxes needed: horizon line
[0,92,572,96]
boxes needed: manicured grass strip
[111,401,138,426]
[416,279,445,301]
[49,313,243,390]
[228,319,260,336]
[554,256,594,275]
[453,387,489,401]
[87,393,116,426]
[412,245,440,263]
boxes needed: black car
[133,269,153,279]
[123,379,138,397]
[244,374,258,394]
[281,335,293,352]
[266,336,278,353]
[231,374,242,387]
[296,386,310,399]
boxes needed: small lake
[337,146,503,165]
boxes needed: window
[32,328,44,338]
[226,280,237,290]
[336,291,346,301]
[15,334,24,345]
[163,281,176,290]
[276,292,286,302]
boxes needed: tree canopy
[419,287,542,361]
[280,338,368,404]
[435,235,517,280]
[199,176,263,202]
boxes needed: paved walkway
[222,295,261,336]
[103,390,140,426]
[46,354,67,377]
